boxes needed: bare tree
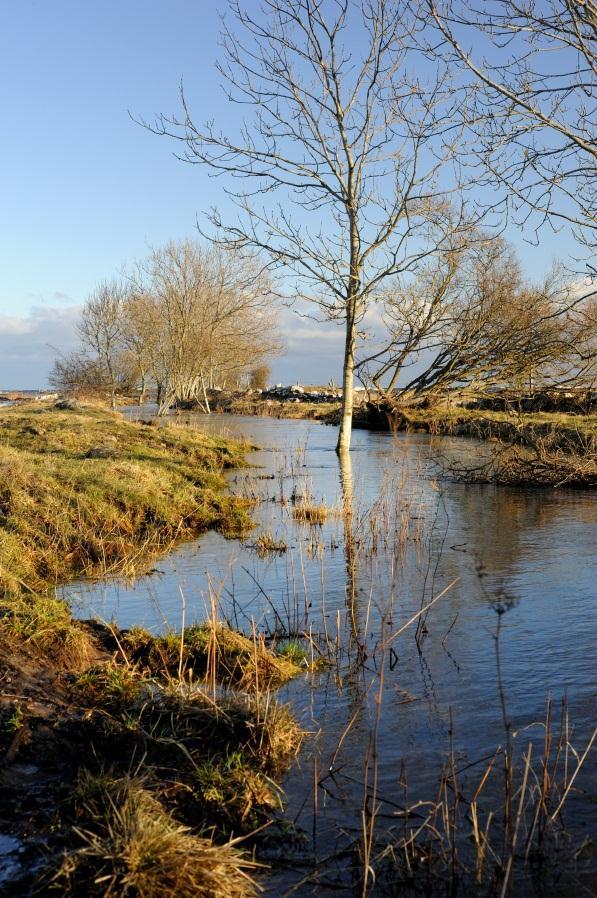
[360,237,595,400]
[78,280,129,409]
[49,351,109,397]
[121,291,156,403]
[132,240,281,414]
[424,0,597,254]
[140,0,474,452]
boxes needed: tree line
[51,241,281,413]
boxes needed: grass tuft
[55,772,259,898]
[291,499,331,525]
[251,530,288,556]
[120,622,302,691]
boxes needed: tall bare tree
[132,240,280,414]
[141,0,473,452]
[78,280,129,409]
[424,0,597,254]
[121,291,156,404]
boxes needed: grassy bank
[383,403,596,445]
[382,404,597,487]
[0,402,252,597]
[0,403,304,897]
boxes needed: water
[64,412,597,894]
[0,835,24,886]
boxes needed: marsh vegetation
[59,410,596,897]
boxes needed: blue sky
[0,1,580,389]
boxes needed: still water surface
[64,412,596,894]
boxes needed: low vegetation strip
[381,404,597,488]
[208,389,597,487]
[0,402,304,897]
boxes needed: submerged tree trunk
[201,375,211,415]
[337,301,357,455]
[107,366,116,411]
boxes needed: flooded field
[63,412,597,895]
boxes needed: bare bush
[360,236,596,401]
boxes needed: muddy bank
[0,618,303,896]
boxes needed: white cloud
[0,304,81,389]
[272,308,345,384]
[0,316,33,336]
[0,301,385,390]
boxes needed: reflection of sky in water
[63,413,597,893]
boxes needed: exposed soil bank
[0,403,304,897]
[0,621,303,896]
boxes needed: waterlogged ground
[64,411,597,895]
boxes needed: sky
[0,0,581,389]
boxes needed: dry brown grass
[292,498,332,525]
[120,622,302,691]
[55,773,259,898]
[353,700,596,897]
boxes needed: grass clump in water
[120,622,302,691]
[251,530,287,556]
[292,498,331,525]
[55,772,258,898]
[277,639,310,666]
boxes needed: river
[63,411,597,895]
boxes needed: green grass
[74,656,304,830]
[120,622,302,690]
[0,403,251,600]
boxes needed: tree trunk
[106,357,117,411]
[139,372,147,405]
[336,303,356,454]
[201,375,211,414]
